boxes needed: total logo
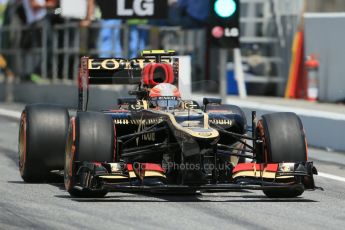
[211,26,239,38]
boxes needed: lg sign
[211,27,239,38]
[117,0,154,16]
[98,0,168,19]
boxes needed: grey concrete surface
[1,113,345,230]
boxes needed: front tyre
[257,112,307,198]
[64,112,115,198]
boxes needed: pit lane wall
[246,107,345,152]
[211,97,345,153]
[0,83,129,111]
[0,83,344,152]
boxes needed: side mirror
[118,98,137,105]
[203,97,222,106]
[203,98,222,112]
[128,90,148,99]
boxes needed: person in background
[127,18,148,58]
[98,19,122,57]
[83,0,149,59]
[177,0,209,28]
[22,0,58,81]
[22,0,56,25]
[82,0,122,58]
[0,0,9,25]
[164,0,209,28]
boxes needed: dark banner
[86,57,178,85]
[97,0,168,19]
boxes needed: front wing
[70,161,317,193]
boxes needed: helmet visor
[151,96,180,109]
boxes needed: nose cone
[187,127,219,139]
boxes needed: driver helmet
[149,83,181,109]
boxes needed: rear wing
[78,50,179,111]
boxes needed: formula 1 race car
[18,50,317,198]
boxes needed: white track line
[304,12,345,18]
[224,99,345,121]
[1,107,345,183]
[193,94,345,121]
[317,172,345,183]
[0,108,21,119]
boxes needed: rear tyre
[19,104,69,182]
[64,112,115,198]
[256,112,307,198]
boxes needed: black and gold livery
[18,50,317,198]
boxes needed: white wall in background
[61,0,87,19]
[304,13,345,102]
[178,56,192,99]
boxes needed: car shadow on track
[8,181,317,203]
[7,181,26,184]
[54,192,317,203]
[8,176,64,185]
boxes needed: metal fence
[0,21,206,83]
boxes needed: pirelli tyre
[257,112,307,198]
[19,104,69,182]
[64,111,115,198]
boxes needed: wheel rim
[64,119,75,191]
[303,129,308,160]
[256,120,268,162]
[19,112,27,176]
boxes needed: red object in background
[294,32,307,99]
[211,26,224,38]
[304,55,319,102]
[286,31,305,99]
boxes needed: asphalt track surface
[1,105,345,230]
